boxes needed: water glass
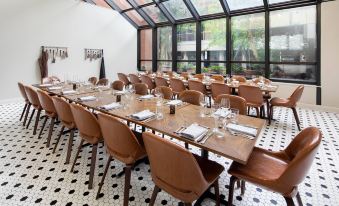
[219,97,230,110]
[230,109,239,124]
[156,105,163,120]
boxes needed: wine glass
[154,87,163,104]
[200,98,207,117]
[219,97,230,110]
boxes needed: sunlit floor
[0,102,338,206]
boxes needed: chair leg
[284,196,296,206]
[149,185,160,206]
[296,192,303,206]
[70,139,84,172]
[266,99,270,119]
[52,126,65,153]
[269,106,274,125]
[26,108,36,129]
[46,117,55,148]
[184,203,192,206]
[123,165,132,206]
[23,104,31,126]
[213,179,220,206]
[255,107,260,118]
[240,180,246,196]
[185,142,189,149]
[228,176,238,206]
[38,116,48,139]
[33,109,41,135]
[65,129,74,164]
[292,107,301,131]
[88,143,98,189]
[247,107,250,115]
[96,156,113,199]
[20,103,28,121]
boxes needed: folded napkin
[78,96,96,102]
[131,110,155,121]
[213,108,231,118]
[138,95,154,100]
[266,85,277,89]
[62,90,77,95]
[115,91,126,95]
[226,123,257,137]
[97,85,109,89]
[40,84,53,87]
[166,100,183,106]
[48,86,62,91]
[99,102,121,110]
[180,124,208,140]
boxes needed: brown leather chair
[211,75,224,82]
[188,80,207,95]
[70,103,102,189]
[129,74,141,84]
[36,90,58,147]
[51,96,76,164]
[155,76,169,87]
[170,78,186,97]
[141,75,155,92]
[157,86,173,100]
[96,78,109,86]
[232,75,247,83]
[210,82,230,100]
[227,127,322,206]
[179,90,203,106]
[96,113,147,205]
[24,86,43,135]
[112,80,125,91]
[166,71,173,78]
[118,73,131,87]
[134,83,148,95]
[269,85,304,131]
[239,85,265,118]
[215,94,247,115]
[193,73,204,81]
[88,77,98,85]
[18,82,30,124]
[180,72,189,80]
[142,132,224,206]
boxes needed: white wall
[0,0,137,101]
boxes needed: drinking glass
[230,109,239,124]
[156,104,163,120]
[200,98,207,117]
[219,97,230,110]
[212,103,223,137]
[154,87,163,104]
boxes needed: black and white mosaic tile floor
[0,102,339,206]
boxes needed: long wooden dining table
[36,82,266,205]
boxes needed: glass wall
[140,29,152,71]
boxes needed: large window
[163,0,193,20]
[177,23,196,73]
[157,26,172,72]
[140,29,152,71]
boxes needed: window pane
[232,13,265,62]
[158,61,172,72]
[163,0,193,20]
[231,63,265,78]
[142,4,168,23]
[94,0,111,9]
[140,29,152,60]
[270,64,316,82]
[140,61,152,71]
[202,62,227,75]
[270,6,316,63]
[134,0,152,5]
[269,0,294,4]
[157,27,172,60]
[227,0,264,11]
[177,23,196,61]
[112,0,132,10]
[190,0,224,16]
[201,19,226,61]
[125,10,148,26]
[177,62,196,74]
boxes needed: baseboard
[0,98,21,105]
[299,103,339,114]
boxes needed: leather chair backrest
[188,80,207,95]
[129,74,141,84]
[141,75,155,90]
[18,82,28,101]
[24,86,41,108]
[193,74,204,81]
[180,72,189,80]
[52,96,75,128]
[170,78,186,93]
[88,77,98,85]
[134,83,148,95]
[112,80,125,91]
[118,73,130,85]
[36,90,56,114]
[155,77,169,87]
[232,75,247,83]
[211,75,224,82]
[98,113,144,165]
[288,85,304,107]
[97,78,109,86]
[157,86,173,100]
[210,82,230,100]
[238,85,263,105]
[179,90,203,106]
[215,94,247,115]
[70,103,101,144]
[142,132,208,200]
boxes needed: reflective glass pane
[158,61,172,72]
[177,23,196,61]
[227,0,264,11]
[190,0,224,16]
[142,4,168,23]
[177,62,196,74]
[232,13,265,61]
[125,10,148,26]
[112,0,132,10]
[140,29,152,60]
[269,0,293,4]
[157,27,172,60]
[163,0,193,20]
[201,19,226,61]
[231,63,265,78]
[140,61,152,71]
[94,0,111,9]
[270,64,316,82]
[202,62,227,75]
[270,6,316,63]
[134,0,153,5]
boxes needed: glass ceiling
[86,0,320,28]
